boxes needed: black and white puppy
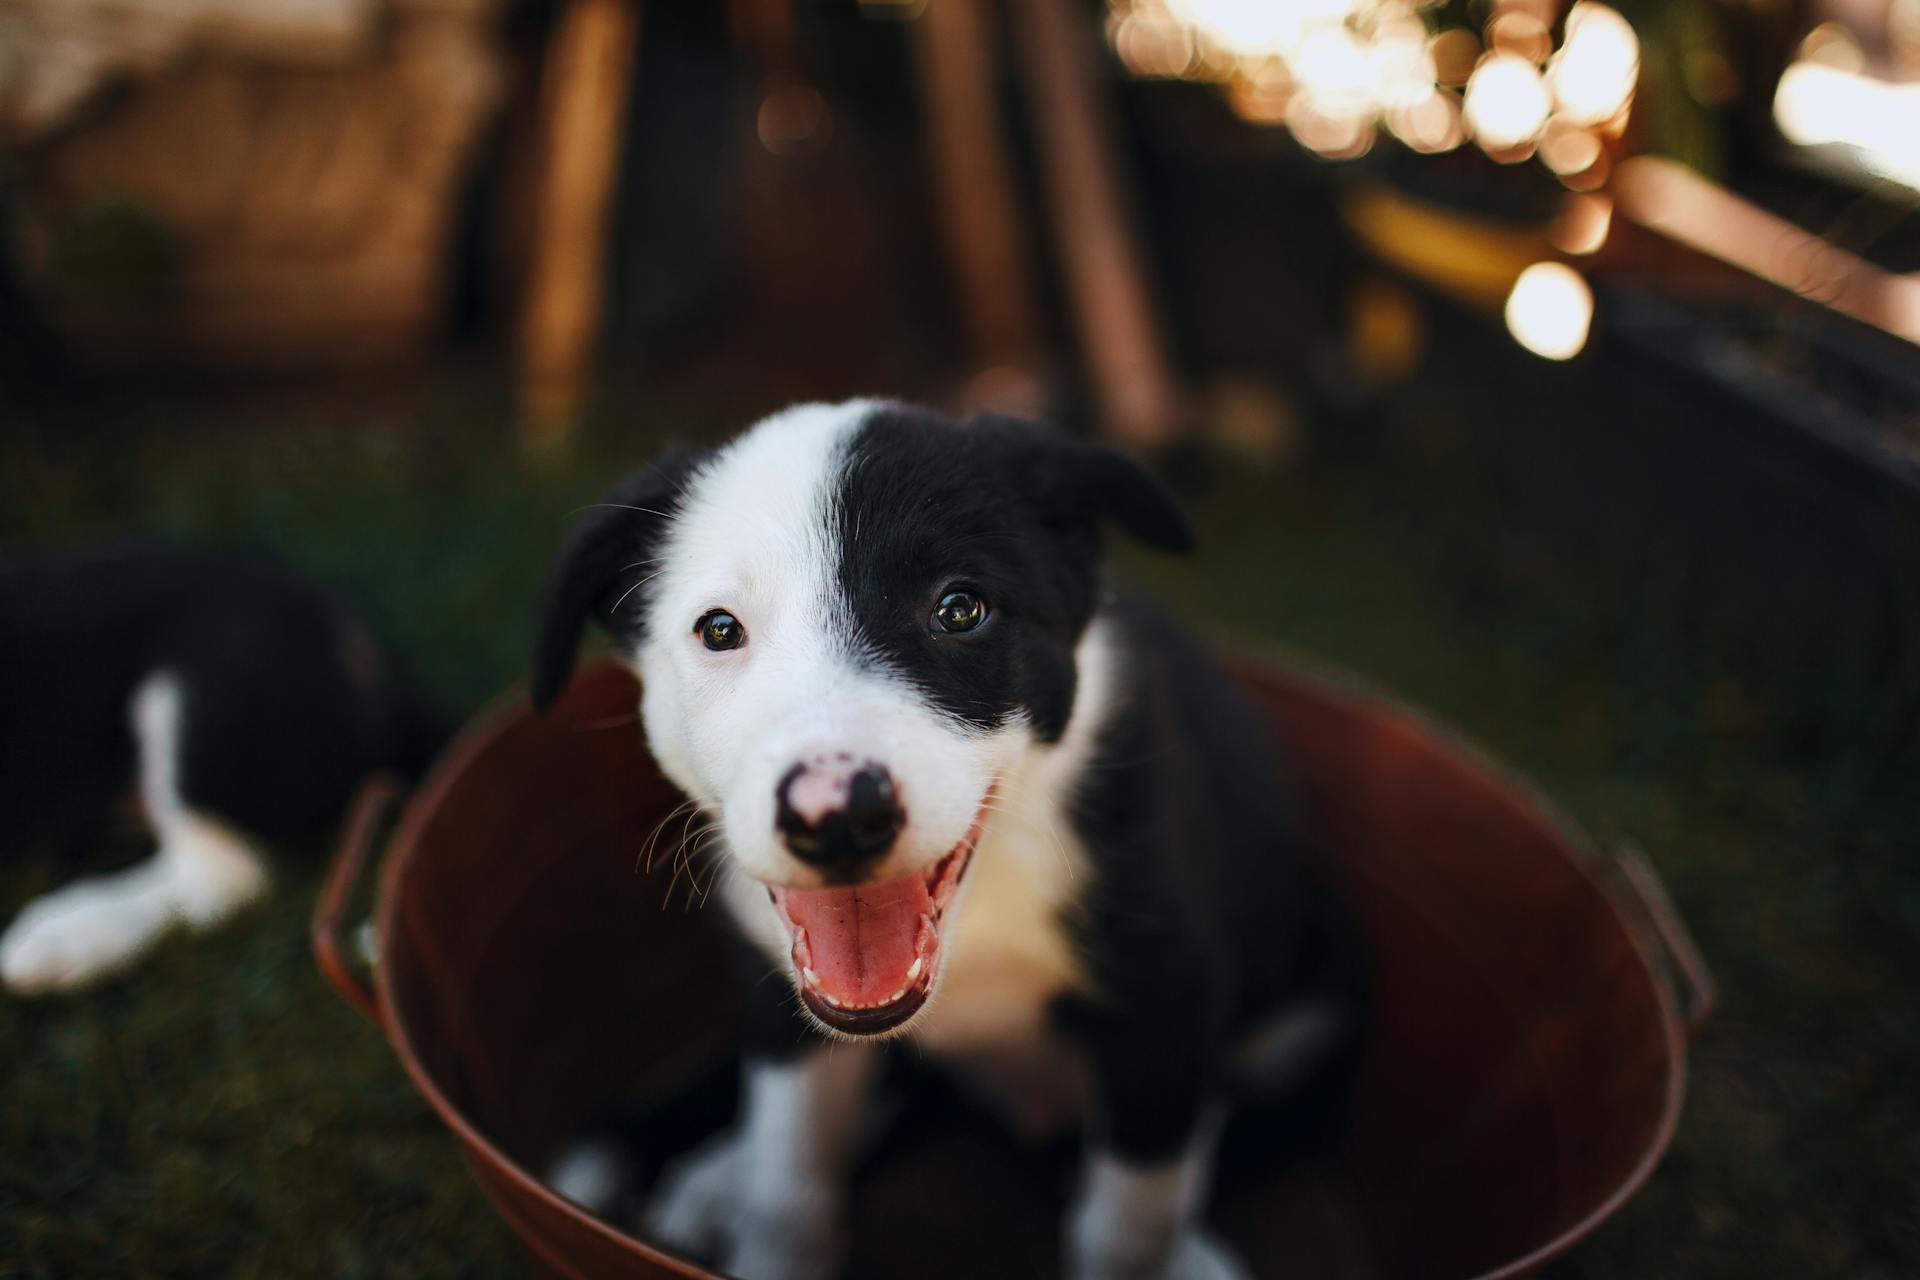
[0,544,437,994]
[534,402,1357,1280]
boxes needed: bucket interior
[377,662,1681,1280]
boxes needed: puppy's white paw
[1,875,169,995]
[1166,1231,1253,1280]
[645,1133,844,1280]
[1068,1228,1252,1280]
[2,829,268,997]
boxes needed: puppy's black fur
[0,543,439,858]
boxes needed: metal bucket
[315,658,1712,1279]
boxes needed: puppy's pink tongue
[779,872,930,1006]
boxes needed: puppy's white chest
[910,826,1086,1056]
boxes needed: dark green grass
[1,385,1915,1277]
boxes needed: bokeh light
[1774,58,1920,193]
[1108,0,1637,172]
[1386,89,1465,154]
[1429,28,1483,88]
[1505,261,1593,360]
[1547,191,1613,255]
[1548,3,1639,127]
[1464,53,1552,151]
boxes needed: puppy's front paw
[1165,1231,1253,1280]
[644,1134,843,1280]
[1068,1228,1252,1280]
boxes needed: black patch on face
[831,405,1191,741]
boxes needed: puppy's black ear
[1057,436,1196,554]
[976,413,1196,555]
[532,450,705,711]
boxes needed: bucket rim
[368,653,1694,1280]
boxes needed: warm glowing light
[1506,262,1592,360]
[1227,75,1294,124]
[1370,16,1436,109]
[1774,60,1920,192]
[1292,23,1376,120]
[1487,10,1552,64]
[1386,89,1464,153]
[1548,3,1638,126]
[1798,21,1866,73]
[1548,192,1612,255]
[1167,0,1343,58]
[1616,154,1920,345]
[1540,121,1602,175]
[1114,14,1198,78]
[1107,0,1641,168]
[1464,53,1552,149]
[1429,28,1482,88]
[1287,95,1374,158]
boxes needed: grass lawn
[1,379,1915,1277]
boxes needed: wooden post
[911,0,1047,414]
[517,0,639,443]
[1006,0,1182,450]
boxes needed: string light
[1107,0,1639,171]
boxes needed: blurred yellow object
[1348,276,1426,386]
[1340,182,1550,308]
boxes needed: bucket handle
[312,774,402,1026]
[1613,842,1717,1037]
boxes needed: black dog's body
[1052,595,1355,1157]
[0,544,434,992]
[535,402,1359,1279]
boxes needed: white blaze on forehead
[655,400,876,639]
[634,400,878,807]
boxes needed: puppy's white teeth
[887,985,907,1003]
[803,967,821,986]
[906,957,923,981]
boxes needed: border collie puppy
[0,544,437,995]
[534,402,1357,1280]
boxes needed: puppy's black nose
[776,758,904,874]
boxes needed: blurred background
[1,0,1916,1275]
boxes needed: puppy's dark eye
[695,609,746,651]
[932,589,988,635]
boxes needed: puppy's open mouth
[766,791,993,1035]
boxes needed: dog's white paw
[1,874,171,995]
[1067,1228,1252,1280]
[1165,1231,1253,1280]
[644,1134,844,1280]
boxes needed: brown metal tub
[315,658,1712,1279]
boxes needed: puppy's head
[534,401,1191,1036]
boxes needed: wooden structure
[516,0,1185,446]
[1,0,506,368]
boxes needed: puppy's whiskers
[636,798,701,874]
[568,503,675,520]
[572,711,641,734]
[609,570,665,615]
[977,799,1075,882]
